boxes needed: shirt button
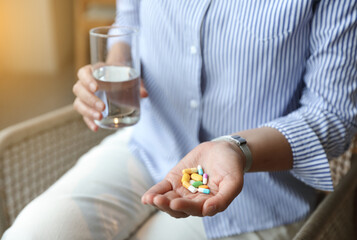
[190,100,199,109]
[190,46,197,54]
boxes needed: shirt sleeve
[262,0,357,192]
[107,1,141,50]
[114,0,140,28]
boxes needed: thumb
[202,175,243,216]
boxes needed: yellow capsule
[191,173,203,182]
[182,168,198,174]
[199,185,209,189]
[181,173,190,183]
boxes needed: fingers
[142,180,191,218]
[73,97,102,120]
[73,65,106,130]
[73,98,99,132]
[83,116,99,132]
[77,65,98,92]
[153,195,189,218]
[202,175,243,216]
[142,181,206,217]
[140,78,148,98]
[201,195,223,216]
[170,197,205,217]
[142,180,172,205]
[73,80,105,112]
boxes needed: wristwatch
[212,135,253,172]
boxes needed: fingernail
[96,102,104,110]
[93,112,100,120]
[141,196,147,204]
[90,83,97,92]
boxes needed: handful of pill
[181,165,210,194]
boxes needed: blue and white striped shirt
[115,0,357,238]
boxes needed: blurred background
[0,0,116,129]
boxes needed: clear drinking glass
[90,26,140,129]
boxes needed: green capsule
[192,181,203,188]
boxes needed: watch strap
[212,135,253,172]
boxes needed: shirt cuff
[262,115,334,192]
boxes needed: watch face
[231,135,247,145]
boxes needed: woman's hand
[141,141,245,218]
[73,65,148,131]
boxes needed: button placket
[190,99,199,109]
[190,45,198,54]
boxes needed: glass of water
[90,26,140,129]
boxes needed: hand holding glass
[90,26,140,129]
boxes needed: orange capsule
[182,181,190,188]
[182,181,197,193]
[198,185,209,189]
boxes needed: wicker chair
[0,105,356,238]
[293,154,357,240]
[0,105,112,235]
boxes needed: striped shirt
[114,0,357,238]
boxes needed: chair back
[0,106,112,235]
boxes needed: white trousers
[2,128,304,240]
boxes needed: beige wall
[1,0,56,73]
[0,0,75,73]
[0,0,75,129]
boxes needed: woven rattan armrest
[0,105,112,235]
[293,154,357,240]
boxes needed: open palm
[141,141,245,218]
